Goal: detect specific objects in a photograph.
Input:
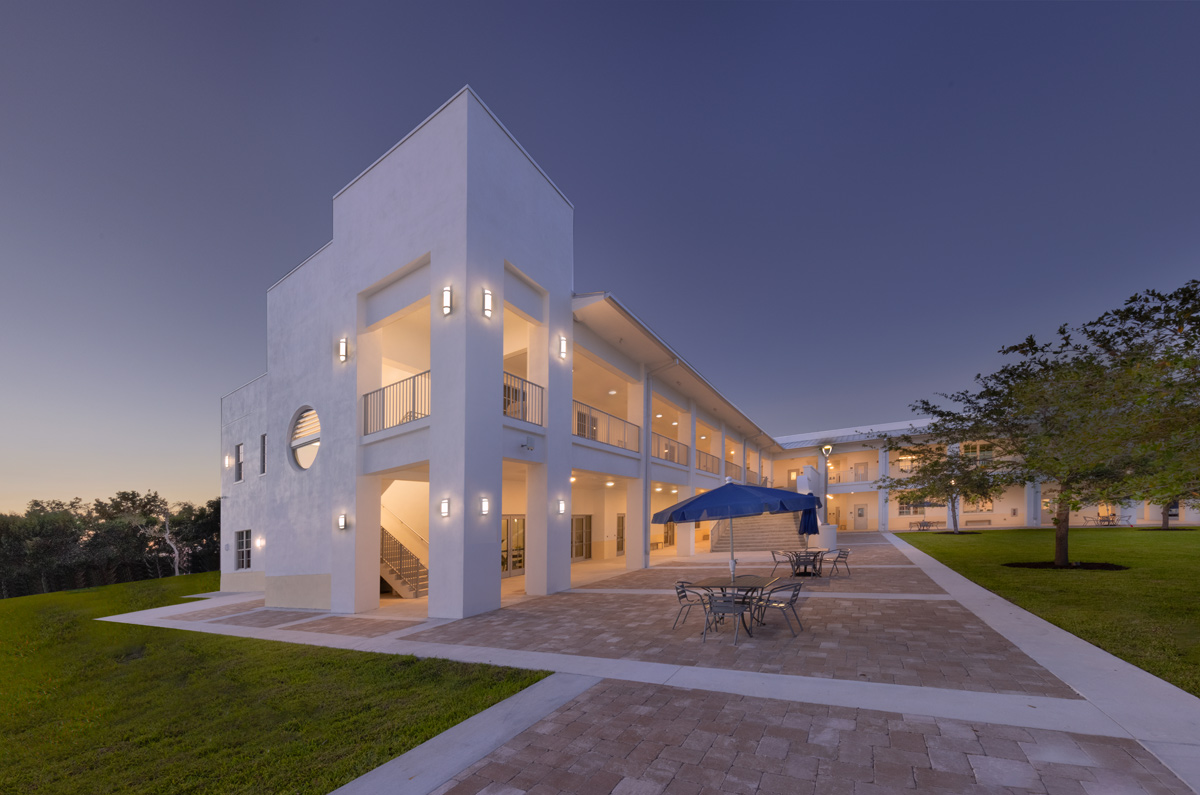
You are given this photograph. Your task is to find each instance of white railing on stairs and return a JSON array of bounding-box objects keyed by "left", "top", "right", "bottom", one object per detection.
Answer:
[{"left": 381, "top": 524, "right": 427, "bottom": 597}]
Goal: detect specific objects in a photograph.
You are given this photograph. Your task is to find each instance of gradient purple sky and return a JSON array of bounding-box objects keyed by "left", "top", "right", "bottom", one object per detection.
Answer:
[{"left": 2, "top": 1, "right": 1198, "bottom": 512}]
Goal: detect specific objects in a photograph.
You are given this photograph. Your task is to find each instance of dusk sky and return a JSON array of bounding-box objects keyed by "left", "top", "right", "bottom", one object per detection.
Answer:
[{"left": 2, "top": 2, "right": 1198, "bottom": 513}]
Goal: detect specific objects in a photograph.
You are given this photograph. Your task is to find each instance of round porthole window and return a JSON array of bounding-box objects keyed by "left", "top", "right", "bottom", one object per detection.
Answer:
[{"left": 290, "top": 408, "right": 321, "bottom": 470}]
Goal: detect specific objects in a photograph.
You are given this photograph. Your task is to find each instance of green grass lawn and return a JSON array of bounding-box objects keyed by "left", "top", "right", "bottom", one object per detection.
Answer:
[
  {"left": 0, "top": 574, "right": 547, "bottom": 794},
  {"left": 898, "top": 527, "right": 1200, "bottom": 698}
]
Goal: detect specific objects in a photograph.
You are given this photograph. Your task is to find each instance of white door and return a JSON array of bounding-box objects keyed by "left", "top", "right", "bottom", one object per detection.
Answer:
[
  {"left": 853, "top": 503, "right": 868, "bottom": 531},
  {"left": 853, "top": 462, "right": 868, "bottom": 482}
]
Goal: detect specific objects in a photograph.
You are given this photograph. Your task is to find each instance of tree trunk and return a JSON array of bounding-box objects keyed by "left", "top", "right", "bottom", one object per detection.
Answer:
[
  {"left": 1162, "top": 503, "right": 1171, "bottom": 530},
  {"left": 949, "top": 496, "right": 960, "bottom": 534},
  {"left": 1054, "top": 502, "right": 1071, "bottom": 567},
  {"left": 41, "top": 570, "right": 48, "bottom": 594}
]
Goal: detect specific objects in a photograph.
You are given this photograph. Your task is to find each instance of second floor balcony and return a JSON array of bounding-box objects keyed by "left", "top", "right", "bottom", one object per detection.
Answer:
[
  {"left": 725, "top": 460, "right": 743, "bottom": 481},
  {"left": 651, "top": 433, "right": 689, "bottom": 466},
  {"left": 573, "top": 400, "right": 640, "bottom": 452},
  {"left": 364, "top": 370, "right": 430, "bottom": 435},
  {"left": 503, "top": 372, "right": 544, "bottom": 425},
  {"left": 696, "top": 450, "right": 720, "bottom": 474}
]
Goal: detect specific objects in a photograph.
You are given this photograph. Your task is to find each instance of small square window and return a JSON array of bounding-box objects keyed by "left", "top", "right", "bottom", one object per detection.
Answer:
[{"left": 235, "top": 530, "right": 251, "bottom": 569}]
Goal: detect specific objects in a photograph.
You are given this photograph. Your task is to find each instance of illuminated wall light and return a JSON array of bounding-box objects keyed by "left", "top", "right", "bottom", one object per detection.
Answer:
[
  {"left": 480, "top": 497, "right": 490, "bottom": 515},
  {"left": 442, "top": 286, "right": 453, "bottom": 316},
  {"left": 224, "top": 455, "right": 231, "bottom": 468},
  {"left": 440, "top": 498, "right": 450, "bottom": 517},
  {"left": 337, "top": 514, "right": 347, "bottom": 531},
  {"left": 255, "top": 535, "right": 266, "bottom": 549},
  {"left": 557, "top": 499, "right": 566, "bottom": 514},
  {"left": 338, "top": 338, "right": 348, "bottom": 362},
  {"left": 482, "top": 288, "right": 493, "bottom": 318},
  {"left": 569, "top": 476, "right": 576, "bottom": 483},
  {"left": 559, "top": 335, "right": 567, "bottom": 358}
]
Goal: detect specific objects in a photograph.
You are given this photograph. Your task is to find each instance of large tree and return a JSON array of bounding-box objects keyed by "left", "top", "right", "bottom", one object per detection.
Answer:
[
  {"left": 876, "top": 441, "right": 1015, "bottom": 534},
  {"left": 1077, "top": 280, "right": 1200, "bottom": 527}
]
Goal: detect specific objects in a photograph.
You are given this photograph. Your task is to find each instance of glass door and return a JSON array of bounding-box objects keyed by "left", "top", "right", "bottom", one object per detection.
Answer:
[
  {"left": 663, "top": 521, "right": 676, "bottom": 547},
  {"left": 616, "top": 514, "right": 625, "bottom": 556},
  {"left": 500, "top": 515, "right": 525, "bottom": 577},
  {"left": 571, "top": 515, "right": 592, "bottom": 562}
]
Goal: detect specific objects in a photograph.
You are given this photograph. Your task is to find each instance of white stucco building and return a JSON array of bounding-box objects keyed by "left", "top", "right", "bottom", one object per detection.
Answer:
[{"left": 220, "top": 87, "right": 1190, "bottom": 619}]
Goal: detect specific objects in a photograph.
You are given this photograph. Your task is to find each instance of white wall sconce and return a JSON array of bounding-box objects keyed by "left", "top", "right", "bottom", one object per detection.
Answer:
[
  {"left": 255, "top": 536, "right": 265, "bottom": 550},
  {"left": 442, "top": 286, "right": 453, "bottom": 316},
  {"left": 224, "top": 455, "right": 231, "bottom": 468},
  {"left": 821, "top": 444, "right": 833, "bottom": 457},
  {"left": 482, "top": 288, "right": 493, "bottom": 318},
  {"left": 338, "top": 338, "right": 348, "bottom": 362},
  {"left": 338, "top": 514, "right": 347, "bottom": 531},
  {"left": 559, "top": 335, "right": 567, "bottom": 359},
  {"left": 440, "top": 498, "right": 451, "bottom": 517},
  {"left": 480, "top": 497, "right": 490, "bottom": 515},
  {"left": 557, "top": 499, "right": 566, "bottom": 515}
]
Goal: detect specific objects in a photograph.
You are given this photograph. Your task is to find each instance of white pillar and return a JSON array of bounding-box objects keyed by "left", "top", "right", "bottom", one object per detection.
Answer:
[
  {"left": 877, "top": 447, "right": 889, "bottom": 533},
  {"left": 675, "top": 485, "right": 696, "bottom": 557},
  {"left": 1025, "top": 481, "right": 1042, "bottom": 528},
  {"left": 818, "top": 446, "right": 831, "bottom": 523}
]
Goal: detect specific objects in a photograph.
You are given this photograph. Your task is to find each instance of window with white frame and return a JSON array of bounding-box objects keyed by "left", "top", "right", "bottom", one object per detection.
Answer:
[
  {"left": 897, "top": 455, "right": 916, "bottom": 474},
  {"left": 897, "top": 501, "right": 926, "bottom": 516},
  {"left": 963, "top": 498, "right": 994, "bottom": 513},
  {"left": 235, "top": 530, "right": 251, "bottom": 569},
  {"left": 962, "top": 443, "right": 994, "bottom": 462},
  {"left": 234, "top": 444, "right": 244, "bottom": 482},
  {"left": 291, "top": 408, "right": 321, "bottom": 470}
]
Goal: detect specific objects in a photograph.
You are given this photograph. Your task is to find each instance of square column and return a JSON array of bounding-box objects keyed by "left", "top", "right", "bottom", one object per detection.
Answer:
[{"left": 877, "top": 448, "right": 889, "bottom": 533}]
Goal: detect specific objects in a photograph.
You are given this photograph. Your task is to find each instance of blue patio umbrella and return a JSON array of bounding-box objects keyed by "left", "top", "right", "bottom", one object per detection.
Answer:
[{"left": 652, "top": 481, "right": 821, "bottom": 580}]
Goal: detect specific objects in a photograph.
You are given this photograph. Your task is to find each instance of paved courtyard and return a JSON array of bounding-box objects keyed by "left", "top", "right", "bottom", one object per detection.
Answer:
[{"left": 103, "top": 532, "right": 1200, "bottom": 795}]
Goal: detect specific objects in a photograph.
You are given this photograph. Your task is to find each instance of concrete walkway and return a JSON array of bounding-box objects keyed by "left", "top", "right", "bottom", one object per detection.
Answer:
[{"left": 102, "top": 533, "right": 1200, "bottom": 795}]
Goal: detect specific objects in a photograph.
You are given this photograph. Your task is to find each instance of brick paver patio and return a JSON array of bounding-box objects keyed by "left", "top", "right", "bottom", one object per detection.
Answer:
[
  {"left": 431, "top": 680, "right": 1189, "bottom": 795},
  {"left": 575, "top": 566, "right": 945, "bottom": 595},
  {"left": 404, "top": 591, "right": 1075, "bottom": 697}
]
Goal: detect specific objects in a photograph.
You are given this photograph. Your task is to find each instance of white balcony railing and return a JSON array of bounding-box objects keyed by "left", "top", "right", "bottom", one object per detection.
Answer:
[
  {"left": 363, "top": 370, "right": 430, "bottom": 435},
  {"left": 573, "top": 400, "right": 640, "bottom": 452}
]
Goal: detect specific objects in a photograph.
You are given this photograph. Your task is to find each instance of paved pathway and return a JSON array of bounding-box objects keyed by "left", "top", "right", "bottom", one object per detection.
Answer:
[{"left": 102, "top": 533, "right": 1200, "bottom": 795}]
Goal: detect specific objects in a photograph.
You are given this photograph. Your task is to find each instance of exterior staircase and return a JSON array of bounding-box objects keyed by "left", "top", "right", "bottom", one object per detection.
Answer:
[
  {"left": 708, "top": 514, "right": 812, "bottom": 553},
  {"left": 380, "top": 524, "right": 428, "bottom": 598}
]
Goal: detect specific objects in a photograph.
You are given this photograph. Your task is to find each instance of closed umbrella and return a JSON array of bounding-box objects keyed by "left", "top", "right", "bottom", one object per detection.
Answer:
[{"left": 652, "top": 480, "right": 821, "bottom": 581}]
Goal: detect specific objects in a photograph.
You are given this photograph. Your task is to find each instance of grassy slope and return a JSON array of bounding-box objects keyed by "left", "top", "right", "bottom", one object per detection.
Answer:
[
  {"left": 899, "top": 527, "right": 1200, "bottom": 698},
  {"left": 0, "top": 574, "right": 547, "bottom": 794}
]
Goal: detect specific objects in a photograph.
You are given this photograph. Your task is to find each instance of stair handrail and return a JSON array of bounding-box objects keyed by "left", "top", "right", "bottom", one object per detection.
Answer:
[
  {"left": 380, "top": 525, "right": 427, "bottom": 597},
  {"left": 382, "top": 504, "right": 427, "bottom": 545}
]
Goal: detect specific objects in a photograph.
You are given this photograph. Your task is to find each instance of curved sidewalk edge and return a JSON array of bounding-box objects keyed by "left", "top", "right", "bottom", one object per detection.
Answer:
[
  {"left": 884, "top": 531, "right": 1200, "bottom": 793},
  {"left": 330, "top": 672, "right": 600, "bottom": 795}
]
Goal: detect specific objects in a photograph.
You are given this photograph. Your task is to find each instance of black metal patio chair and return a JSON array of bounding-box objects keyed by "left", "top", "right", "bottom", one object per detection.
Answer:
[
  {"left": 703, "top": 593, "right": 752, "bottom": 645},
  {"left": 672, "top": 581, "right": 706, "bottom": 630},
  {"left": 755, "top": 582, "right": 805, "bottom": 636},
  {"left": 822, "top": 548, "right": 851, "bottom": 577}
]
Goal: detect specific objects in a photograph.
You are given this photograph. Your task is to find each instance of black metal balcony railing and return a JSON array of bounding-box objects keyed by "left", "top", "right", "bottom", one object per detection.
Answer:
[
  {"left": 696, "top": 450, "right": 720, "bottom": 474},
  {"left": 725, "top": 460, "right": 743, "bottom": 481},
  {"left": 573, "top": 400, "right": 640, "bottom": 452},
  {"left": 363, "top": 370, "right": 430, "bottom": 435},
  {"left": 651, "top": 432, "right": 689, "bottom": 466},
  {"left": 503, "top": 372, "right": 544, "bottom": 426}
]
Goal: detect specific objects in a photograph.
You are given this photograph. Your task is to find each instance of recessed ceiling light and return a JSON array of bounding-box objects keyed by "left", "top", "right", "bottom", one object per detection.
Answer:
[
  {"left": 655, "top": 487, "right": 662, "bottom": 492},
  {"left": 607, "top": 389, "right": 617, "bottom": 395},
  {"left": 671, "top": 489, "right": 678, "bottom": 494},
  {"left": 655, "top": 414, "right": 663, "bottom": 418},
  {"left": 700, "top": 435, "right": 707, "bottom": 440},
  {"left": 671, "top": 421, "right": 678, "bottom": 426},
  {"left": 605, "top": 481, "right": 615, "bottom": 487}
]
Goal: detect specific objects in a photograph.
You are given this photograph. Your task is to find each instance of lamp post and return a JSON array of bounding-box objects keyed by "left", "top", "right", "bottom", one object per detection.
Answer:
[{"left": 821, "top": 444, "right": 833, "bottom": 525}]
